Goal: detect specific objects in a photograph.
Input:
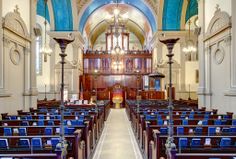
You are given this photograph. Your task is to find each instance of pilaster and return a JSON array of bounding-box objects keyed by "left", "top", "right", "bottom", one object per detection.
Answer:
[
  {"left": 49, "top": 38, "right": 56, "bottom": 95},
  {"left": 0, "top": 0, "right": 4, "bottom": 91},
  {"left": 225, "top": 0, "right": 236, "bottom": 96},
  {"left": 70, "top": 32, "right": 85, "bottom": 95},
  {"left": 0, "top": 0, "right": 8, "bottom": 96},
  {"left": 71, "top": 42, "right": 80, "bottom": 94},
  {"left": 29, "top": 0, "right": 38, "bottom": 96},
  {"left": 197, "top": 0, "right": 207, "bottom": 107},
  {"left": 179, "top": 42, "right": 186, "bottom": 92}
]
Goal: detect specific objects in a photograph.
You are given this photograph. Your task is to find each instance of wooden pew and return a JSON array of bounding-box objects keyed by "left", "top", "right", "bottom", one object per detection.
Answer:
[
  {"left": 174, "top": 153, "right": 236, "bottom": 159},
  {"left": 0, "top": 119, "right": 94, "bottom": 159},
  {"left": 150, "top": 132, "right": 236, "bottom": 159},
  {"left": 0, "top": 131, "right": 84, "bottom": 159}
]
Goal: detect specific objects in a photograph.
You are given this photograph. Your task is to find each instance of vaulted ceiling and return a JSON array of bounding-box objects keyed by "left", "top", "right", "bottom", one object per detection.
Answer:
[{"left": 37, "top": 0, "right": 198, "bottom": 45}]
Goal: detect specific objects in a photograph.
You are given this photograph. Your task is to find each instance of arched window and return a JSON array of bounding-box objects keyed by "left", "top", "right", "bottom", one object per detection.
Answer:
[{"left": 35, "top": 24, "right": 42, "bottom": 75}]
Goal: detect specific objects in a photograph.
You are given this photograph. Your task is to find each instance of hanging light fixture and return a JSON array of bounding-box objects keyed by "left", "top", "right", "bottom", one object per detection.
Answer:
[
  {"left": 182, "top": 0, "right": 197, "bottom": 54},
  {"left": 106, "top": 0, "right": 128, "bottom": 55},
  {"left": 108, "top": 0, "right": 127, "bottom": 71},
  {"left": 40, "top": 0, "right": 52, "bottom": 62}
]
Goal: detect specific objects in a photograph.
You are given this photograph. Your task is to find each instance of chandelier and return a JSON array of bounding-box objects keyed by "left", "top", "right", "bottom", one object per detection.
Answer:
[
  {"left": 40, "top": 0, "right": 52, "bottom": 62},
  {"left": 106, "top": 0, "right": 128, "bottom": 71},
  {"left": 182, "top": 0, "right": 197, "bottom": 54},
  {"left": 106, "top": 0, "right": 128, "bottom": 55}
]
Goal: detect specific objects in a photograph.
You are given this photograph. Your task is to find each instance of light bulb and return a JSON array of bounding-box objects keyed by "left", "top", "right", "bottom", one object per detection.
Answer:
[
  {"left": 113, "top": 8, "right": 120, "bottom": 16},
  {"left": 40, "top": 45, "right": 52, "bottom": 54},
  {"left": 115, "top": 46, "right": 121, "bottom": 54},
  {"left": 111, "top": 49, "right": 115, "bottom": 54}
]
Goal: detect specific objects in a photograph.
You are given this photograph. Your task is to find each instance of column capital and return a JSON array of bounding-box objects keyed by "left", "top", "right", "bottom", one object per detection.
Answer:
[
  {"left": 224, "top": 35, "right": 231, "bottom": 46},
  {"left": 3, "top": 37, "right": 11, "bottom": 48}
]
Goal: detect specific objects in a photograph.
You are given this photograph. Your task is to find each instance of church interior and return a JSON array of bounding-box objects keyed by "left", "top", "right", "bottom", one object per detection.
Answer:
[{"left": 0, "top": 0, "right": 236, "bottom": 159}]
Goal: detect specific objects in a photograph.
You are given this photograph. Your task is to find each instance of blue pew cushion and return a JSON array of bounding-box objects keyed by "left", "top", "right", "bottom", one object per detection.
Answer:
[
  {"left": 19, "top": 139, "right": 30, "bottom": 148},
  {"left": 190, "top": 138, "right": 201, "bottom": 147},
  {"left": 160, "top": 127, "right": 168, "bottom": 135},
  {"left": 19, "top": 128, "right": 27, "bottom": 136},
  {"left": 179, "top": 138, "right": 188, "bottom": 149},
  {"left": 51, "top": 138, "right": 60, "bottom": 148},
  {"left": 4, "top": 128, "right": 12, "bottom": 136},
  {"left": 44, "top": 127, "right": 53, "bottom": 135},
  {"left": 31, "top": 138, "right": 42, "bottom": 149},
  {"left": 0, "top": 139, "right": 8, "bottom": 149},
  {"left": 177, "top": 127, "right": 184, "bottom": 135},
  {"left": 208, "top": 127, "right": 216, "bottom": 136},
  {"left": 220, "top": 138, "right": 231, "bottom": 147}
]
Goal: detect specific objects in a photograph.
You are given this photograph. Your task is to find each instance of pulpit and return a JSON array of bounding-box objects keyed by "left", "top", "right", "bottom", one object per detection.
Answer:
[
  {"left": 112, "top": 95, "right": 123, "bottom": 109},
  {"left": 111, "top": 84, "right": 124, "bottom": 108}
]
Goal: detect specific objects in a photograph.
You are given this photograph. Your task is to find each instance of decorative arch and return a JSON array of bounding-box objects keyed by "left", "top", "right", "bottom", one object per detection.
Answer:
[
  {"left": 185, "top": 0, "right": 198, "bottom": 23},
  {"left": 36, "top": 0, "right": 50, "bottom": 23},
  {"left": 206, "top": 9, "right": 231, "bottom": 37},
  {"left": 3, "top": 11, "right": 30, "bottom": 39}
]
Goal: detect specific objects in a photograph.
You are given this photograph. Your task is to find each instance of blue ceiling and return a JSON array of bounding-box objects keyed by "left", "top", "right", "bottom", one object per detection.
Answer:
[
  {"left": 162, "top": 0, "right": 198, "bottom": 30},
  {"left": 37, "top": 0, "right": 50, "bottom": 23},
  {"left": 186, "top": 0, "right": 198, "bottom": 22},
  {"left": 162, "top": 0, "right": 184, "bottom": 31},
  {"left": 51, "top": 0, "right": 73, "bottom": 31},
  {"left": 36, "top": 0, "right": 198, "bottom": 32},
  {"left": 79, "top": 0, "right": 157, "bottom": 33}
]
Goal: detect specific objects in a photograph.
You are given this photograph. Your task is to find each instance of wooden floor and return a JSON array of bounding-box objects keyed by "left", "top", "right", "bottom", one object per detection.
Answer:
[{"left": 92, "top": 109, "right": 143, "bottom": 159}]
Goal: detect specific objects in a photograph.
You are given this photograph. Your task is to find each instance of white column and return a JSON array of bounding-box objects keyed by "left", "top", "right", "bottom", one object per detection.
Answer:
[
  {"left": 23, "top": 44, "right": 30, "bottom": 95},
  {"left": 197, "top": 0, "right": 206, "bottom": 107},
  {"left": 29, "top": 0, "right": 38, "bottom": 96},
  {"left": 49, "top": 39, "right": 56, "bottom": 97},
  {"left": 179, "top": 41, "right": 186, "bottom": 92},
  {"left": 228, "top": 0, "right": 236, "bottom": 93},
  {"left": 0, "top": 1, "right": 10, "bottom": 97},
  {"left": 27, "top": 0, "right": 38, "bottom": 109},
  {"left": 157, "top": 42, "right": 163, "bottom": 63},
  {"left": 23, "top": 44, "right": 30, "bottom": 111},
  {"left": 0, "top": 0, "right": 4, "bottom": 94},
  {"left": 71, "top": 43, "right": 80, "bottom": 94},
  {"left": 204, "top": 45, "right": 212, "bottom": 109}
]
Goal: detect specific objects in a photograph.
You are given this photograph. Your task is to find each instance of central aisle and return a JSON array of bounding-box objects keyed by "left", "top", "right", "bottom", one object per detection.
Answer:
[{"left": 92, "top": 109, "right": 143, "bottom": 159}]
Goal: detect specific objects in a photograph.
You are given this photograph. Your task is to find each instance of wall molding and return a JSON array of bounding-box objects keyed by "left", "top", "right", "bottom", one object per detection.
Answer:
[{"left": 3, "top": 11, "right": 31, "bottom": 42}]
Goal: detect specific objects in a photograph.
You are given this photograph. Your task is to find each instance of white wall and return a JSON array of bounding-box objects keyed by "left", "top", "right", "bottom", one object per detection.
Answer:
[
  {"left": 210, "top": 43, "right": 230, "bottom": 113},
  {"left": 0, "top": 1, "right": 34, "bottom": 114},
  {"left": 152, "top": 47, "right": 157, "bottom": 71},
  {"left": 199, "top": 0, "right": 235, "bottom": 114},
  {"left": 205, "top": 0, "right": 231, "bottom": 32},
  {"left": 2, "top": 0, "right": 30, "bottom": 31},
  {"left": 185, "top": 61, "right": 199, "bottom": 91}
]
